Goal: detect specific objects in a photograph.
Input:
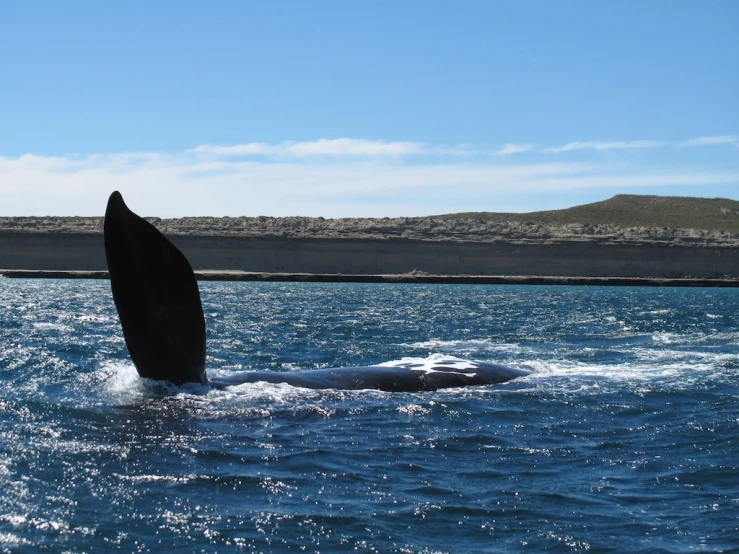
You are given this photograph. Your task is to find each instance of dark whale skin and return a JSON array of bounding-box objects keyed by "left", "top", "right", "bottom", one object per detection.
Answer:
[{"left": 104, "top": 192, "right": 207, "bottom": 385}]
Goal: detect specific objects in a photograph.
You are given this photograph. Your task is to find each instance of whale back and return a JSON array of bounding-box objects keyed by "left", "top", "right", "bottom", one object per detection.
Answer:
[{"left": 104, "top": 191, "right": 207, "bottom": 385}]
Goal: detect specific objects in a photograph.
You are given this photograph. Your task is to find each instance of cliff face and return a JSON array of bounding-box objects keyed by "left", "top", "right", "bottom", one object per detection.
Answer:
[{"left": 1, "top": 233, "right": 737, "bottom": 279}]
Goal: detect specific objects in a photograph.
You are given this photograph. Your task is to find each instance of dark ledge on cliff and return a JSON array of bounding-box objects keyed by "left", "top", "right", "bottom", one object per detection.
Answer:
[{"left": 1, "top": 270, "right": 737, "bottom": 287}]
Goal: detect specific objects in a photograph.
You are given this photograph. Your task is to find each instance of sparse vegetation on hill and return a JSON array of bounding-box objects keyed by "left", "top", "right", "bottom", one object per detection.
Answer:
[
  {"left": 444, "top": 195, "right": 739, "bottom": 232},
  {"left": 1, "top": 195, "right": 738, "bottom": 246}
]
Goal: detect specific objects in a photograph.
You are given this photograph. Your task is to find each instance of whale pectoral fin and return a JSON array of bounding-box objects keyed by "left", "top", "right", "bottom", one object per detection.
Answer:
[{"left": 104, "top": 191, "right": 207, "bottom": 385}]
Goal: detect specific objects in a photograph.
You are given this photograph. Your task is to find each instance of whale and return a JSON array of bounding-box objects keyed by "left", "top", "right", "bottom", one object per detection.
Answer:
[{"left": 103, "top": 191, "right": 527, "bottom": 392}]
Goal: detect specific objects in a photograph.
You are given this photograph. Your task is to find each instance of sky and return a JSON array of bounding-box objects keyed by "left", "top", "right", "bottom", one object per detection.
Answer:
[{"left": 1, "top": 1, "right": 737, "bottom": 217}]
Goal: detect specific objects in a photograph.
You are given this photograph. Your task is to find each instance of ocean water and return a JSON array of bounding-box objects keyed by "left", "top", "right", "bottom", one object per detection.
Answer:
[{"left": 0, "top": 279, "right": 737, "bottom": 553}]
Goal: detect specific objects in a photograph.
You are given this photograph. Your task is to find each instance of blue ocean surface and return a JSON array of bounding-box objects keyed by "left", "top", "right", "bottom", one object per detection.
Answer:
[{"left": 0, "top": 279, "right": 737, "bottom": 553}]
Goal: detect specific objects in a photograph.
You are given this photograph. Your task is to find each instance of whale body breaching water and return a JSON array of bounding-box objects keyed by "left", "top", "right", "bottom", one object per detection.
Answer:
[{"left": 103, "top": 191, "right": 527, "bottom": 392}]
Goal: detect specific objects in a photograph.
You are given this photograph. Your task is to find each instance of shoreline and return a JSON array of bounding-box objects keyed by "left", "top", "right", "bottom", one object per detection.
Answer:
[{"left": 1, "top": 269, "right": 738, "bottom": 287}]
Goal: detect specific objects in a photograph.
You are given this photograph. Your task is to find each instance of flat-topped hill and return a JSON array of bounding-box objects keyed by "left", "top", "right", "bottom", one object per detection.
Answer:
[{"left": 1, "top": 194, "right": 738, "bottom": 245}]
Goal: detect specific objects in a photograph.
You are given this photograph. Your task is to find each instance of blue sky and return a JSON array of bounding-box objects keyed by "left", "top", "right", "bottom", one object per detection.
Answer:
[{"left": 1, "top": 1, "right": 737, "bottom": 217}]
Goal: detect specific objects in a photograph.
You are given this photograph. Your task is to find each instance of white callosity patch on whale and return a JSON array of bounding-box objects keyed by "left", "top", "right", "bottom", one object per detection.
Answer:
[{"left": 378, "top": 354, "right": 480, "bottom": 377}]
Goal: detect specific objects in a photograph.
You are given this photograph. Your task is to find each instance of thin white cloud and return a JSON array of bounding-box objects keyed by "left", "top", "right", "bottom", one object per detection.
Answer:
[
  {"left": 493, "top": 143, "right": 536, "bottom": 156},
  {"left": 543, "top": 140, "right": 666, "bottom": 154},
  {"left": 678, "top": 135, "right": 739, "bottom": 147},
  {"left": 187, "top": 135, "right": 739, "bottom": 162},
  {"left": 191, "top": 138, "right": 426, "bottom": 158},
  {"left": 190, "top": 142, "right": 273, "bottom": 156}
]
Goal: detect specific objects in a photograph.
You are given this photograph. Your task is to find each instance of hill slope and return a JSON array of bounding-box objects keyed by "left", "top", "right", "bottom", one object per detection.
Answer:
[{"left": 445, "top": 195, "right": 739, "bottom": 232}]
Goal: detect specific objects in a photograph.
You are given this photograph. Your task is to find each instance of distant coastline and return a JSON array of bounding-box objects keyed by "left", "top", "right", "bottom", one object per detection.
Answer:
[{"left": 2, "top": 195, "right": 738, "bottom": 283}]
